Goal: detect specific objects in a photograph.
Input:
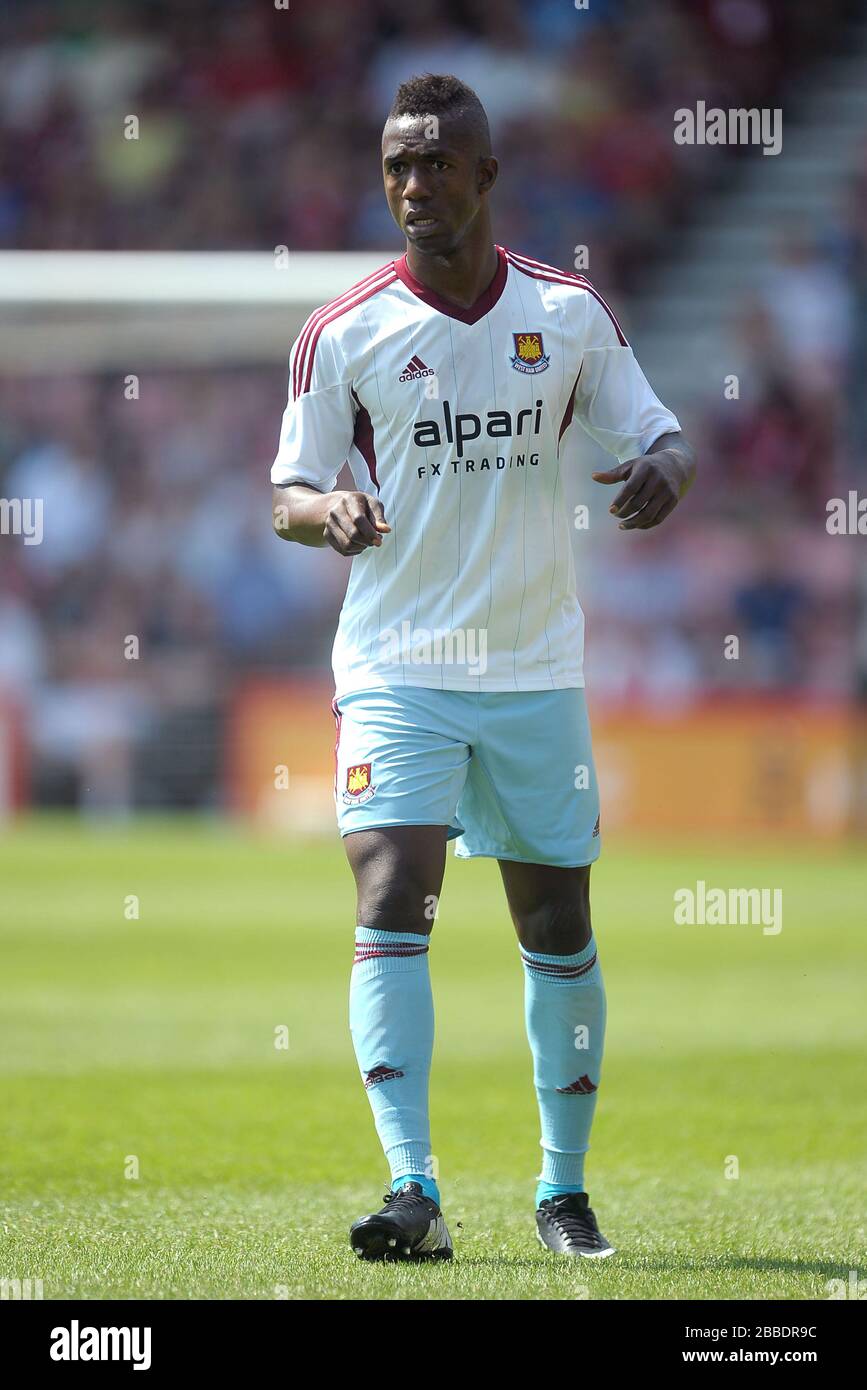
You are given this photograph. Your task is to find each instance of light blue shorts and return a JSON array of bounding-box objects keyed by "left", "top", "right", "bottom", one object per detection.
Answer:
[{"left": 332, "top": 686, "right": 601, "bottom": 868}]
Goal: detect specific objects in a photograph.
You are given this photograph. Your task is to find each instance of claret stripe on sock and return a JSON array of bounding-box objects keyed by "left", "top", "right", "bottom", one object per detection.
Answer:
[
  {"left": 353, "top": 943, "right": 430, "bottom": 963},
  {"left": 520, "top": 950, "right": 597, "bottom": 979}
]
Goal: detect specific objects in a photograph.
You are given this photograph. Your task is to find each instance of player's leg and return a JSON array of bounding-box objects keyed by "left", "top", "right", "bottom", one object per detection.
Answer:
[
  {"left": 499, "top": 858, "right": 613, "bottom": 1257},
  {"left": 332, "top": 686, "right": 471, "bottom": 1260},
  {"left": 452, "top": 686, "right": 612, "bottom": 1254},
  {"left": 344, "top": 824, "right": 452, "bottom": 1260},
  {"left": 499, "top": 860, "right": 605, "bottom": 1193},
  {"left": 345, "top": 823, "right": 446, "bottom": 1199}
]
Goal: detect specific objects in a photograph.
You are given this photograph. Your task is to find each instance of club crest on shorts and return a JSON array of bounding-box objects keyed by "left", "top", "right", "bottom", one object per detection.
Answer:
[
  {"left": 343, "top": 761, "right": 376, "bottom": 805},
  {"left": 510, "top": 331, "right": 549, "bottom": 374}
]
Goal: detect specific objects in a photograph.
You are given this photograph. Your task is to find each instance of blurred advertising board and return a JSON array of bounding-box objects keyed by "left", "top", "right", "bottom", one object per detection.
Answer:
[{"left": 228, "top": 679, "right": 865, "bottom": 840}]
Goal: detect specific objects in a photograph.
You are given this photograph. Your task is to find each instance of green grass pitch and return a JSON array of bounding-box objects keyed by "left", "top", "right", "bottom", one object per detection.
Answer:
[{"left": 1, "top": 817, "right": 864, "bottom": 1301}]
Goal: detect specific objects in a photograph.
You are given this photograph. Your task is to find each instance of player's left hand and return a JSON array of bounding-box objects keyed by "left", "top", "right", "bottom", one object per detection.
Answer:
[{"left": 592, "top": 443, "right": 694, "bottom": 531}]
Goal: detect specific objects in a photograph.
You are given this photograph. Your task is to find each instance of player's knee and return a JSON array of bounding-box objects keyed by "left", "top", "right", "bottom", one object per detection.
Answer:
[
  {"left": 356, "top": 874, "right": 434, "bottom": 933},
  {"left": 515, "top": 896, "right": 591, "bottom": 955},
  {"left": 353, "top": 856, "right": 436, "bottom": 932},
  {"left": 346, "top": 829, "right": 441, "bottom": 933}
]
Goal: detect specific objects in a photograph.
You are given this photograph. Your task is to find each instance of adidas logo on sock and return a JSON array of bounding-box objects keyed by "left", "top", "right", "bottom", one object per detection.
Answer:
[
  {"left": 398, "top": 355, "right": 436, "bottom": 382},
  {"left": 364, "top": 1062, "right": 405, "bottom": 1088},
  {"left": 556, "top": 1075, "right": 598, "bottom": 1095}
]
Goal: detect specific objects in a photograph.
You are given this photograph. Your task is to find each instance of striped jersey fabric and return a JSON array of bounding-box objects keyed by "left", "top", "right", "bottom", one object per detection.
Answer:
[{"left": 271, "top": 244, "right": 680, "bottom": 695}]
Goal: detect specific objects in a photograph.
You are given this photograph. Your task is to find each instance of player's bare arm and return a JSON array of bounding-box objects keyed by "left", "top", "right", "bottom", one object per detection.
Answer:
[
  {"left": 592, "top": 430, "right": 696, "bottom": 531},
  {"left": 272, "top": 483, "right": 390, "bottom": 555}
]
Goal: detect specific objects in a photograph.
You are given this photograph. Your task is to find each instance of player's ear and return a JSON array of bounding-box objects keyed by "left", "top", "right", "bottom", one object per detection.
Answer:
[{"left": 478, "top": 155, "right": 498, "bottom": 196}]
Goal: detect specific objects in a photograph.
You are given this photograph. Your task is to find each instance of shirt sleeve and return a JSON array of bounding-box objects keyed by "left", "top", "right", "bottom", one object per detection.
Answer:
[
  {"left": 271, "top": 317, "right": 357, "bottom": 491},
  {"left": 571, "top": 290, "right": 680, "bottom": 463}
]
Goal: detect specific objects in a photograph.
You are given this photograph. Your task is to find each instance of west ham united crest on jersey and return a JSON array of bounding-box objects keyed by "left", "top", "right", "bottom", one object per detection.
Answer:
[
  {"left": 511, "top": 331, "right": 549, "bottom": 374},
  {"left": 272, "top": 245, "right": 679, "bottom": 697}
]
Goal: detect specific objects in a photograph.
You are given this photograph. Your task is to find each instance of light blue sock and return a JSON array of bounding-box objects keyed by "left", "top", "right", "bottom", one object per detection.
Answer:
[
  {"left": 520, "top": 934, "right": 606, "bottom": 1208},
  {"left": 350, "top": 928, "right": 440, "bottom": 1206}
]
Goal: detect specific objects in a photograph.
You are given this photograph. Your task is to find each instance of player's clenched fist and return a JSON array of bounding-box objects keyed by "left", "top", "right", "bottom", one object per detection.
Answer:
[
  {"left": 323, "top": 491, "right": 391, "bottom": 556},
  {"left": 272, "top": 483, "right": 391, "bottom": 554}
]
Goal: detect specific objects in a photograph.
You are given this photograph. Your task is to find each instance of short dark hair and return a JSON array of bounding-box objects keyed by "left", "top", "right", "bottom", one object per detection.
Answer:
[{"left": 387, "top": 73, "right": 491, "bottom": 155}]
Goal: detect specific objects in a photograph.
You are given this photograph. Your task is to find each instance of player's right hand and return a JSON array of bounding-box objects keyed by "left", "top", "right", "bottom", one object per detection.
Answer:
[{"left": 323, "top": 491, "right": 391, "bottom": 556}]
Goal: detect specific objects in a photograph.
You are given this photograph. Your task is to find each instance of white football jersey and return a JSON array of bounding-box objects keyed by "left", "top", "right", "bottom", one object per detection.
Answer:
[{"left": 272, "top": 244, "right": 680, "bottom": 695}]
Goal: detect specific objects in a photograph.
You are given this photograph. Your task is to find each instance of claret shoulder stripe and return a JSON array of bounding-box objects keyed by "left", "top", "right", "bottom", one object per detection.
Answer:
[
  {"left": 292, "top": 261, "right": 398, "bottom": 399},
  {"left": 503, "top": 246, "right": 628, "bottom": 347}
]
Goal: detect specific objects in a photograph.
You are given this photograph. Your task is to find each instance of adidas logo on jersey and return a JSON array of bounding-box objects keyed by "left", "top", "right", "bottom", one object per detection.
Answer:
[{"left": 399, "top": 355, "right": 436, "bottom": 382}]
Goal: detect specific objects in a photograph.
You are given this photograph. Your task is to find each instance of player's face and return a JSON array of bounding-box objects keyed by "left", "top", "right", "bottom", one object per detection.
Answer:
[{"left": 382, "top": 115, "right": 495, "bottom": 255}]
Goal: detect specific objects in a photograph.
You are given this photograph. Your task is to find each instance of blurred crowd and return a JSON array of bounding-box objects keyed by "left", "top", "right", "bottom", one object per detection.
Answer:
[
  {"left": 586, "top": 201, "right": 866, "bottom": 707},
  {"left": 0, "top": 367, "right": 345, "bottom": 808},
  {"left": 0, "top": 0, "right": 856, "bottom": 286},
  {"left": 0, "top": 0, "right": 864, "bottom": 808}
]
